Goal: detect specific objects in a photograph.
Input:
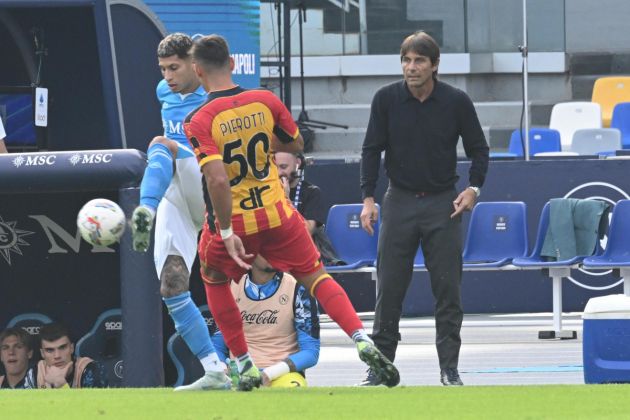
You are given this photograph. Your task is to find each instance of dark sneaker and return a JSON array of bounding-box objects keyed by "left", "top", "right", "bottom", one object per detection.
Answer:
[
  {"left": 356, "top": 340, "right": 400, "bottom": 387},
  {"left": 237, "top": 360, "right": 262, "bottom": 391},
  {"left": 356, "top": 369, "right": 386, "bottom": 386},
  {"left": 440, "top": 368, "right": 463, "bottom": 386}
]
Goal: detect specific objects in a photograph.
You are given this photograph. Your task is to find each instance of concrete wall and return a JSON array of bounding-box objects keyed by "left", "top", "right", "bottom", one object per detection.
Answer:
[{"left": 565, "top": 0, "right": 630, "bottom": 53}]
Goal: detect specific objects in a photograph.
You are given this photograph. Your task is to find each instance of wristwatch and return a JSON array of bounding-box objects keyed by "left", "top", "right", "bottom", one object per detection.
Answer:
[{"left": 467, "top": 186, "right": 481, "bottom": 198}]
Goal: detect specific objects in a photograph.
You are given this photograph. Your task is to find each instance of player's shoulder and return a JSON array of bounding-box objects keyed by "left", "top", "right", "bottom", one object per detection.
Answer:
[{"left": 156, "top": 79, "right": 170, "bottom": 100}]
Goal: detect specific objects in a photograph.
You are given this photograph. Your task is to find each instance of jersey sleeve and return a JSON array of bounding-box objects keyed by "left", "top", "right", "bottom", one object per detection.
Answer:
[
  {"left": 288, "top": 284, "right": 320, "bottom": 371},
  {"left": 185, "top": 111, "right": 222, "bottom": 168},
  {"left": 267, "top": 92, "right": 300, "bottom": 144}
]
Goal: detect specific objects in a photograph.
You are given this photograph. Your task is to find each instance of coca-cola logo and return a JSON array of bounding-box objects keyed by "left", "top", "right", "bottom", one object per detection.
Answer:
[{"left": 241, "top": 309, "right": 279, "bottom": 325}]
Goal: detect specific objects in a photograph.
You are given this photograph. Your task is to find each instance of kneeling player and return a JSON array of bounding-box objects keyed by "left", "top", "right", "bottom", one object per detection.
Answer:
[{"left": 212, "top": 257, "right": 319, "bottom": 387}]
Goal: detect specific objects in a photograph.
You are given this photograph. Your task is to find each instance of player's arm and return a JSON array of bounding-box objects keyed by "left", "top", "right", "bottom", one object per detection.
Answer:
[
  {"left": 201, "top": 160, "right": 252, "bottom": 269},
  {"left": 201, "top": 160, "right": 232, "bottom": 231},
  {"left": 271, "top": 132, "right": 304, "bottom": 154},
  {"left": 262, "top": 285, "right": 319, "bottom": 384},
  {"left": 269, "top": 92, "right": 304, "bottom": 154}
]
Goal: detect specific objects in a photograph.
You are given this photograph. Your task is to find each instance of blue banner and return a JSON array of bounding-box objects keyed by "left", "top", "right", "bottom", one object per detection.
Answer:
[{"left": 145, "top": 0, "right": 260, "bottom": 88}]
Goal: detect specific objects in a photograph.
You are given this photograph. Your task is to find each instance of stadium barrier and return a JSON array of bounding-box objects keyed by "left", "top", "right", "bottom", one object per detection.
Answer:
[{"left": 0, "top": 149, "right": 165, "bottom": 387}]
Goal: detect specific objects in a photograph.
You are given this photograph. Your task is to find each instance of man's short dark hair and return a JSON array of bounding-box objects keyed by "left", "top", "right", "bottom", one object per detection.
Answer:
[
  {"left": 157, "top": 33, "right": 194, "bottom": 59},
  {"left": 38, "top": 322, "right": 71, "bottom": 344},
  {"left": 192, "top": 34, "right": 231, "bottom": 71},
  {"left": 0, "top": 327, "right": 32, "bottom": 351},
  {"left": 400, "top": 31, "right": 440, "bottom": 80}
]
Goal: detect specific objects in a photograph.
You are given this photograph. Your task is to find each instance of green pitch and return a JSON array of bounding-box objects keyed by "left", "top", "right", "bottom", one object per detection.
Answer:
[{"left": 2, "top": 386, "right": 628, "bottom": 419}]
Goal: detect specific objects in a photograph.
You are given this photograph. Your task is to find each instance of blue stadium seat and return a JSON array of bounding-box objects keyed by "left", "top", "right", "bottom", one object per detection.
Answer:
[
  {"left": 513, "top": 200, "right": 608, "bottom": 339},
  {"left": 324, "top": 204, "right": 379, "bottom": 271},
  {"left": 75, "top": 309, "right": 123, "bottom": 387},
  {"left": 6, "top": 312, "right": 53, "bottom": 333},
  {"left": 463, "top": 202, "right": 529, "bottom": 269},
  {"left": 413, "top": 246, "right": 426, "bottom": 270},
  {"left": 583, "top": 200, "right": 630, "bottom": 295},
  {"left": 610, "top": 102, "right": 630, "bottom": 149},
  {"left": 167, "top": 305, "right": 215, "bottom": 387}
]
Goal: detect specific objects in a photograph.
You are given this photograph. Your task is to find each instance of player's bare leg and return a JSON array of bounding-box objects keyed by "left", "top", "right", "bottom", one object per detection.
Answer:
[
  {"left": 158, "top": 256, "right": 230, "bottom": 391},
  {"left": 296, "top": 266, "right": 400, "bottom": 387}
]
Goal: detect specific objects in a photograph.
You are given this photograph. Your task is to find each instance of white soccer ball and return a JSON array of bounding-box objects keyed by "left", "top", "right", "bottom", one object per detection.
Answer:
[{"left": 77, "top": 198, "right": 126, "bottom": 246}]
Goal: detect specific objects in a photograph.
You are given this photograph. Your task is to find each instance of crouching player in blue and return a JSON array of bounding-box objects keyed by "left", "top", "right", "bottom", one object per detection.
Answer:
[
  {"left": 131, "top": 33, "right": 229, "bottom": 390},
  {"left": 212, "top": 257, "right": 320, "bottom": 387}
]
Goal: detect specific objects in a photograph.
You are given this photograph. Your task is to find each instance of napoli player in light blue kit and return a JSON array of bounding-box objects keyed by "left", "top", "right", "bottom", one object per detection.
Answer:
[{"left": 131, "top": 33, "right": 230, "bottom": 391}]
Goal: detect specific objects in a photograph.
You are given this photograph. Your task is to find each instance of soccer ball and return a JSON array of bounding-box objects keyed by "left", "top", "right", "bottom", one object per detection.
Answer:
[{"left": 77, "top": 198, "right": 126, "bottom": 246}]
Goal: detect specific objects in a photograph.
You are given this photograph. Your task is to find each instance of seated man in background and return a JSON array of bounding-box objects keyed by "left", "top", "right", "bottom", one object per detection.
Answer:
[
  {"left": 212, "top": 257, "right": 320, "bottom": 387},
  {"left": 37, "top": 322, "right": 108, "bottom": 388},
  {"left": 0, "top": 327, "right": 36, "bottom": 389},
  {"left": 275, "top": 151, "right": 343, "bottom": 266}
]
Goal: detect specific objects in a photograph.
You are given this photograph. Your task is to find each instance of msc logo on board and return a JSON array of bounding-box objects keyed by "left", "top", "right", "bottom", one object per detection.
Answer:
[
  {"left": 12, "top": 155, "right": 56, "bottom": 168},
  {"left": 68, "top": 153, "right": 113, "bottom": 166}
]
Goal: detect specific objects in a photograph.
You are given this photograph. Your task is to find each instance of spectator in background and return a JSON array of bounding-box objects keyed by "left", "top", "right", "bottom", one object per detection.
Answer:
[
  {"left": 212, "top": 257, "right": 320, "bottom": 387},
  {"left": 275, "top": 151, "right": 344, "bottom": 266},
  {"left": 0, "top": 327, "right": 36, "bottom": 389},
  {"left": 359, "top": 31, "right": 489, "bottom": 386},
  {"left": 0, "top": 117, "right": 7, "bottom": 153},
  {"left": 37, "top": 322, "right": 108, "bottom": 388}
]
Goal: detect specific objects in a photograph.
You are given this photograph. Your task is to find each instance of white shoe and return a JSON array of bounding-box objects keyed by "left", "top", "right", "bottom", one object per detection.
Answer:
[
  {"left": 173, "top": 371, "right": 231, "bottom": 392},
  {"left": 131, "top": 206, "right": 154, "bottom": 252}
]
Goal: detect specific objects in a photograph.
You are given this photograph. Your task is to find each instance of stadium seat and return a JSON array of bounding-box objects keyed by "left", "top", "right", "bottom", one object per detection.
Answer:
[
  {"left": 6, "top": 312, "right": 53, "bottom": 333},
  {"left": 570, "top": 128, "right": 622, "bottom": 155},
  {"left": 167, "top": 305, "right": 215, "bottom": 387},
  {"left": 413, "top": 246, "right": 426, "bottom": 270},
  {"left": 582, "top": 200, "right": 630, "bottom": 296},
  {"left": 75, "top": 309, "right": 123, "bottom": 387},
  {"left": 591, "top": 76, "right": 630, "bottom": 127},
  {"left": 512, "top": 200, "right": 609, "bottom": 339},
  {"left": 324, "top": 204, "right": 379, "bottom": 272},
  {"left": 549, "top": 102, "right": 602, "bottom": 150},
  {"left": 610, "top": 102, "right": 630, "bottom": 149},
  {"left": 505, "top": 128, "right": 562, "bottom": 157},
  {"left": 463, "top": 202, "right": 529, "bottom": 269}
]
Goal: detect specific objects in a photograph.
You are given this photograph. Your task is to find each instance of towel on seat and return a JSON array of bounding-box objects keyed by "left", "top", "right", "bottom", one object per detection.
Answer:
[{"left": 541, "top": 198, "right": 610, "bottom": 261}]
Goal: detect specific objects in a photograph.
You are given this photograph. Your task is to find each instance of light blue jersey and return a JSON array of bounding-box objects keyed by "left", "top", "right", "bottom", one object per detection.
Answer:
[{"left": 156, "top": 79, "right": 207, "bottom": 150}]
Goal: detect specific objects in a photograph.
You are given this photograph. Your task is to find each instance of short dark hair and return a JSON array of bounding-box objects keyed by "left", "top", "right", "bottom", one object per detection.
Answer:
[
  {"left": 0, "top": 327, "right": 32, "bottom": 351},
  {"left": 400, "top": 31, "right": 440, "bottom": 80},
  {"left": 38, "top": 322, "right": 71, "bottom": 344},
  {"left": 157, "top": 33, "right": 194, "bottom": 59},
  {"left": 192, "top": 34, "right": 231, "bottom": 71}
]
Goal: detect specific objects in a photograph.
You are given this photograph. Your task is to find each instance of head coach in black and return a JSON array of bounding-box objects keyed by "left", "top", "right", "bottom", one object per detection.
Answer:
[{"left": 359, "top": 31, "right": 489, "bottom": 386}]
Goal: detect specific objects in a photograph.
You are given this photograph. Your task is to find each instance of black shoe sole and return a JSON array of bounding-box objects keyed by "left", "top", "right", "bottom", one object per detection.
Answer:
[{"left": 359, "top": 346, "right": 400, "bottom": 388}]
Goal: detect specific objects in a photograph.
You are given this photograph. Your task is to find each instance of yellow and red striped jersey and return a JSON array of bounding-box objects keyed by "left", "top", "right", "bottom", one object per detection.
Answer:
[{"left": 185, "top": 86, "right": 300, "bottom": 235}]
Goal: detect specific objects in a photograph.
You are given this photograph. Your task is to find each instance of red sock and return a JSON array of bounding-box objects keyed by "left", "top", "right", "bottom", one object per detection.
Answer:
[
  {"left": 204, "top": 282, "right": 248, "bottom": 357},
  {"left": 313, "top": 278, "right": 363, "bottom": 337}
]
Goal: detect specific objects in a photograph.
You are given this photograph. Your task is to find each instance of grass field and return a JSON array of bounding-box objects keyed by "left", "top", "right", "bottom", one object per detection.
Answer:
[{"left": 1, "top": 385, "right": 629, "bottom": 419}]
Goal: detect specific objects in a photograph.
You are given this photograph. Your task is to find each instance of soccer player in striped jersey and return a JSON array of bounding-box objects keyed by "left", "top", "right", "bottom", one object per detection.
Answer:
[
  {"left": 130, "top": 33, "right": 229, "bottom": 391},
  {"left": 185, "top": 34, "right": 400, "bottom": 391}
]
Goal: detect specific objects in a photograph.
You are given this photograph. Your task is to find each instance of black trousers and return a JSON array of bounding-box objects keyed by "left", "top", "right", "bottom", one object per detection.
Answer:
[{"left": 372, "top": 184, "right": 463, "bottom": 369}]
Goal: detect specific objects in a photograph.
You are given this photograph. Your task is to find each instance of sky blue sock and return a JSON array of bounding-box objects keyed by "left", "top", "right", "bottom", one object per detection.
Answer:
[
  {"left": 164, "top": 292, "right": 215, "bottom": 360},
  {"left": 140, "top": 143, "right": 173, "bottom": 210}
]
